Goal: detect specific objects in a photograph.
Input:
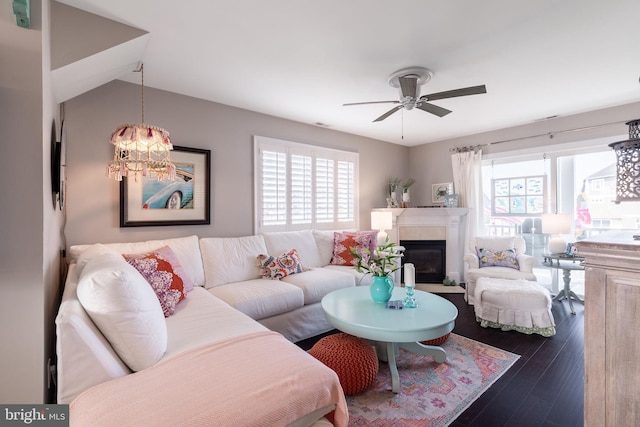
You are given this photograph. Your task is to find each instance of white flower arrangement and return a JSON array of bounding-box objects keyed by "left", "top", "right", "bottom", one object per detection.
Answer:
[{"left": 350, "top": 238, "right": 403, "bottom": 277}]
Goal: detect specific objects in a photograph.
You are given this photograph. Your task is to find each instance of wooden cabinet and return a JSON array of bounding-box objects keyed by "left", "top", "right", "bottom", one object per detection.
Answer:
[{"left": 574, "top": 232, "right": 640, "bottom": 427}]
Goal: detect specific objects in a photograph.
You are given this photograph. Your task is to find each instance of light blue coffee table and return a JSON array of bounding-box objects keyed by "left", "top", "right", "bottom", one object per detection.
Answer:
[{"left": 321, "top": 286, "right": 458, "bottom": 393}]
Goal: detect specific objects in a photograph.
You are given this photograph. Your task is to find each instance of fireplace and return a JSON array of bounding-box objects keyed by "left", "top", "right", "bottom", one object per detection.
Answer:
[{"left": 401, "top": 240, "right": 446, "bottom": 283}]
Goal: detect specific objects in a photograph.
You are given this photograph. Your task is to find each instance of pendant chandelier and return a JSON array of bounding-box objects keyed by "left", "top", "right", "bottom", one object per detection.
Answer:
[
  {"left": 609, "top": 119, "right": 640, "bottom": 203},
  {"left": 108, "top": 64, "right": 176, "bottom": 181}
]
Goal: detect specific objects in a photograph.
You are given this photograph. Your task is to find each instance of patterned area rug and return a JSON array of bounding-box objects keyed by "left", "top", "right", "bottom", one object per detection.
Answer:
[{"left": 346, "top": 334, "right": 519, "bottom": 427}]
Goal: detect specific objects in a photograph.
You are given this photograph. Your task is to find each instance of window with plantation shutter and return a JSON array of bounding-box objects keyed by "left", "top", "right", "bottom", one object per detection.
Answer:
[{"left": 254, "top": 136, "right": 359, "bottom": 233}]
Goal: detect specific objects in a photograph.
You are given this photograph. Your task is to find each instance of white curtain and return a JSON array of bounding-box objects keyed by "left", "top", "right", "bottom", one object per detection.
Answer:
[{"left": 451, "top": 150, "right": 484, "bottom": 251}]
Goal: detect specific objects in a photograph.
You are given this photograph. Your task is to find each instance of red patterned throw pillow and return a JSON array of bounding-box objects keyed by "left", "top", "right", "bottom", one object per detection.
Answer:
[
  {"left": 123, "top": 246, "right": 187, "bottom": 317},
  {"left": 257, "top": 248, "right": 303, "bottom": 280},
  {"left": 330, "top": 231, "right": 377, "bottom": 266}
]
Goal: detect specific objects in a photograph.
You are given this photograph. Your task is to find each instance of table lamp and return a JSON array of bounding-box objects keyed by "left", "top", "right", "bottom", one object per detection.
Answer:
[
  {"left": 371, "top": 211, "right": 393, "bottom": 246},
  {"left": 542, "top": 213, "right": 571, "bottom": 254}
]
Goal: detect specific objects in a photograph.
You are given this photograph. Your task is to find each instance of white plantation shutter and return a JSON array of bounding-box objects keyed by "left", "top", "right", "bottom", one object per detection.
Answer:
[
  {"left": 254, "top": 136, "right": 358, "bottom": 233},
  {"left": 337, "top": 160, "right": 355, "bottom": 222},
  {"left": 315, "top": 158, "right": 334, "bottom": 223},
  {"left": 291, "top": 154, "right": 312, "bottom": 225},
  {"left": 260, "top": 150, "right": 287, "bottom": 227}
]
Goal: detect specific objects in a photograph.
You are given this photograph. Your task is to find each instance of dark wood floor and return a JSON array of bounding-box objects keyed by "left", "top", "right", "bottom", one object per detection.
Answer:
[{"left": 297, "top": 292, "right": 584, "bottom": 427}]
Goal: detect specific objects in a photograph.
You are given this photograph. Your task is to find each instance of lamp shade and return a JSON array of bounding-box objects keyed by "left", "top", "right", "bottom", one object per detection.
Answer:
[
  {"left": 371, "top": 211, "right": 392, "bottom": 231},
  {"left": 542, "top": 213, "right": 571, "bottom": 254},
  {"left": 541, "top": 214, "right": 571, "bottom": 235}
]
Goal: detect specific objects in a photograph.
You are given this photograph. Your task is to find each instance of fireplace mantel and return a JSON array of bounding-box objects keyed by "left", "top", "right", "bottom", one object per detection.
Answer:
[{"left": 373, "top": 208, "right": 469, "bottom": 283}]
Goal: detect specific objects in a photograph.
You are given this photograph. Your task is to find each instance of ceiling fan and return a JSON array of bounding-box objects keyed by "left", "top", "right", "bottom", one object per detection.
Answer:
[{"left": 343, "top": 67, "right": 487, "bottom": 122}]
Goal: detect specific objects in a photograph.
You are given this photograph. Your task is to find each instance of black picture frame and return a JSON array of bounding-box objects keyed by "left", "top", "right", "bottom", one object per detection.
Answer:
[
  {"left": 50, "top": 120, "right": 66, "bottom": 210},
  {"left": 120, "top": 145, "right": 211, "bottom": 227}
]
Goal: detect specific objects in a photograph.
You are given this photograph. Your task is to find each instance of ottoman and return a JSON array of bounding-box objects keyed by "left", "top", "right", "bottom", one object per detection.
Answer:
[
  {"left": 309, "top": 333, "right": 378, "bottom": 395},
  {"left": 474, "top": 277, "right": 556, "bottom": 337}
]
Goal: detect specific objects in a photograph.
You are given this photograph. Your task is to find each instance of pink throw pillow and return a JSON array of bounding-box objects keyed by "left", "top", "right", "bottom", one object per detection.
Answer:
[
  {"left": 123, "top": 246, "right": 187, "bottom": 317},
  {"left": 330, "top": 231, "right": 377, "bottom": 266}
]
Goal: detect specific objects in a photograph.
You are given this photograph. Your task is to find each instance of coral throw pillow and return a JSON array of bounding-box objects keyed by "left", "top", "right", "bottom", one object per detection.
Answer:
[
  {"left": 330, "top": 231, "right": 377, "bottom": 266},
  {"left": 476, "top": 247, "right": 519, "bottom": 270},
  {"left": 123, "top": 246, "right": 187, "bottom": 317},
  {"left": 257, "top": 248, "right": 303, "bottom": 280}
]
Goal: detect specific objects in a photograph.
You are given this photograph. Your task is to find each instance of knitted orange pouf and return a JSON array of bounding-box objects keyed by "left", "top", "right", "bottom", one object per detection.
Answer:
[
  {"left": 309, "top": 333, "right": 378, "bottom": 395},
  {"left": 420, "top": 332, "right": 451, "bottom": 346}
]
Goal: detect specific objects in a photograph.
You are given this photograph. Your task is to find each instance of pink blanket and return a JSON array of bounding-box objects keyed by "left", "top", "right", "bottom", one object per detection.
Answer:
[{"left": 70, "top": 331, "right": 348, "bottom": 426}]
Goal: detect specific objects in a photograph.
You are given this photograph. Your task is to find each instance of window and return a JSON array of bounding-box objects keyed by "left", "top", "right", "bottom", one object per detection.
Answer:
[{"left": 254, "top": 136, "right": 358, "bottom": 233}]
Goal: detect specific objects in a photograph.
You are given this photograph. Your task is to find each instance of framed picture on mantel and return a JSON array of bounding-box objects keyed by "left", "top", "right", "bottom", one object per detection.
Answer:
[
  {"left": 444, "top": 194, "right": 459, "bottom": 208},
  {"left": 432, "top": 182, "right": 453, "bottom": 204}
]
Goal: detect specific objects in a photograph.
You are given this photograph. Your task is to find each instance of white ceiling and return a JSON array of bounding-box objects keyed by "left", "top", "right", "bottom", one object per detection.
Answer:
[{"left": 57, "top": 0, "right": 640, "bottom": 146}]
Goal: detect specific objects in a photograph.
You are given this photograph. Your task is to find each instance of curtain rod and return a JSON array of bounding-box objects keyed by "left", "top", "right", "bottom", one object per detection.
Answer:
[{"left": 450, "top": 119, "right": 630, "bottom": 153}]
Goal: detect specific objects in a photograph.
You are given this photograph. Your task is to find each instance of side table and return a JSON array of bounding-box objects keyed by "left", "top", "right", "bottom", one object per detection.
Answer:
[{"left": 543, "top": 253, "right": 585, "bottom": 314}]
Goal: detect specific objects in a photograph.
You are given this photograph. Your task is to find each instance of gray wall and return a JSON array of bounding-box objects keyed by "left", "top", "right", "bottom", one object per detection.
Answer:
[
  {"left": 0, "top": 0, "right": 63, "bottom": 403},
  {"left": 64, "top": 80, "right": 409, "bottom": 246}
]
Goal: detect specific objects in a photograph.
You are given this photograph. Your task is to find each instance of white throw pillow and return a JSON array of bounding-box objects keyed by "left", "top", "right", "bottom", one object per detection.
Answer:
[
  {"left": 77, "top": 253, "right": 167, "bottom": 372},
  {"left": 200, "top": 235, "right": 268, "bottom": 288},
  {"left": 263, "top": 230, "right": 323, "bottom": 267}
]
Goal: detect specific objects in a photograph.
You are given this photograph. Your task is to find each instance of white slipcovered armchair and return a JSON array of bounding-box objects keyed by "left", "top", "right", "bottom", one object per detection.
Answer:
[{"left": 464, "top": 236, "right": 537, "bottom": 305}]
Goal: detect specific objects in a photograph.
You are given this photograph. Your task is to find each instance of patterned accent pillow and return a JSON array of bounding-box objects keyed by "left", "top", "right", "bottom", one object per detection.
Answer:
[
  {"left": 476, "top": 247, "right": 519, "bottom": 270},
  {"left": 257, "top": 248, "right": 304, "bottom": 280},
  {"left": 330, "top": 231, "right": 377, "bottom": 266},
  {"left": 123, "top": 246, "right": 187, "bottom": 317}
]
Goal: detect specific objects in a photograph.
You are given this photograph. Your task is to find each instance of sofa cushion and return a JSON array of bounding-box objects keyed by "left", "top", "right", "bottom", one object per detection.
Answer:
[
  {"left": 257, "top": 248, "right": 304, "bottom": 280},
  {"left": 263, "top": 230, "right": 324, "bottom": 267},
  {"left": 123, "top": 246, "right": 188, "bottom": 317},
  {"left": 207, "top": 279, "right": 304, "bottom": 320},
  {"left": 330, "top": 231, "right": 377, "bottom": 266},
  {"left": 56, "top": 264, "right": 132, "bottom": 404},
  {"left": 200, "top": 235, "right": 268, "bottom": 288},
  {"left": 164, "top": 287, "right": 269, "bottom": 359},
  {"left": 76, "top": 253, "right": 167, "bottom": 372},
  {"left": 70, "top": 235, "right": 203, "bottom": 291},
  {"left": 312, "top": 230, "right": 336, "bottom": 266},
  {"left": 282, "top": 269, "right": 355, "bottom": 304}
]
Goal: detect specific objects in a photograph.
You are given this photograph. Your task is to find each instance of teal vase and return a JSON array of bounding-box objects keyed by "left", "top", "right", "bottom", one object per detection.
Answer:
[{"left": 370, "top": 275, "right": 394, "bottom": 303}]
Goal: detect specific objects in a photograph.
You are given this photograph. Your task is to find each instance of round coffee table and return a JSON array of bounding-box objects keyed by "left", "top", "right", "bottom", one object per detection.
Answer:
[{"left": 321, "top": 286, "right": 458, "bottom": 393}]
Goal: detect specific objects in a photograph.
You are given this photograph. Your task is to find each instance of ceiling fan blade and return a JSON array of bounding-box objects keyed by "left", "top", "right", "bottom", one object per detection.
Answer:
[
  {"left": 398, "top": 76, "right": 418, "bottom": 98},
  {"left": 373, "top": 105, "right": 403, "bottom": 122},
  {"left": 343, "top": 100, "right": 399, "bottom": 106},
  {"left": 416, "top": 102, "right": 452, "bottom": 117},
  {"left": 421, "top": 85, "right": 487, "bottom": 101}
]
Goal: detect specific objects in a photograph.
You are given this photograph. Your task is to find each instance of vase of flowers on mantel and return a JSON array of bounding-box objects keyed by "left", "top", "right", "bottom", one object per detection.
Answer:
[
  {"left": 387, "top": 177, "right": 401, "bottom": 208},
  {"left": 350, "top": 239, "right": 403, "bottom": 303},
  {"left": 401, "top": 178, "right": 415, "bottom": 208}
]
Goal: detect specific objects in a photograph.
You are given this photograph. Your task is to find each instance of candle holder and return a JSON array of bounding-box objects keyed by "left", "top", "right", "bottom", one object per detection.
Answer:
[
  {"left": 403, "top": 262, "right": 417, "bottom": 308},
  {"left": 402, "top": 283, "right": 417, "bottom": 308}
]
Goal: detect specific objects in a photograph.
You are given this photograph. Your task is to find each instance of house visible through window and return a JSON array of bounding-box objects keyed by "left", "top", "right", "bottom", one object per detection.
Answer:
[{"left": 254, "top": 136, "right": 358, "bottom": 233}]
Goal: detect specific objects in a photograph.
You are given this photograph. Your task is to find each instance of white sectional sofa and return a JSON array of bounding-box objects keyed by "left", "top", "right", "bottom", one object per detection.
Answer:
[{"left": 56, "top": 230, "right": 374, "bottom": 426}]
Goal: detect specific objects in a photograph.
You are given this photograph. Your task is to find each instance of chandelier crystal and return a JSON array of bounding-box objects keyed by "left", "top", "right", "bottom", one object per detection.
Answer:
[{"left": 107, "top": 64, "right": 175, "bottom": 181}]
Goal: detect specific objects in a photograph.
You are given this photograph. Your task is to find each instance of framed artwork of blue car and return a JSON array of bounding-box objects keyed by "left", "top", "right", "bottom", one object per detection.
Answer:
[{"left": 120, "top": 146, "right": 211, "bottom": 227}]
